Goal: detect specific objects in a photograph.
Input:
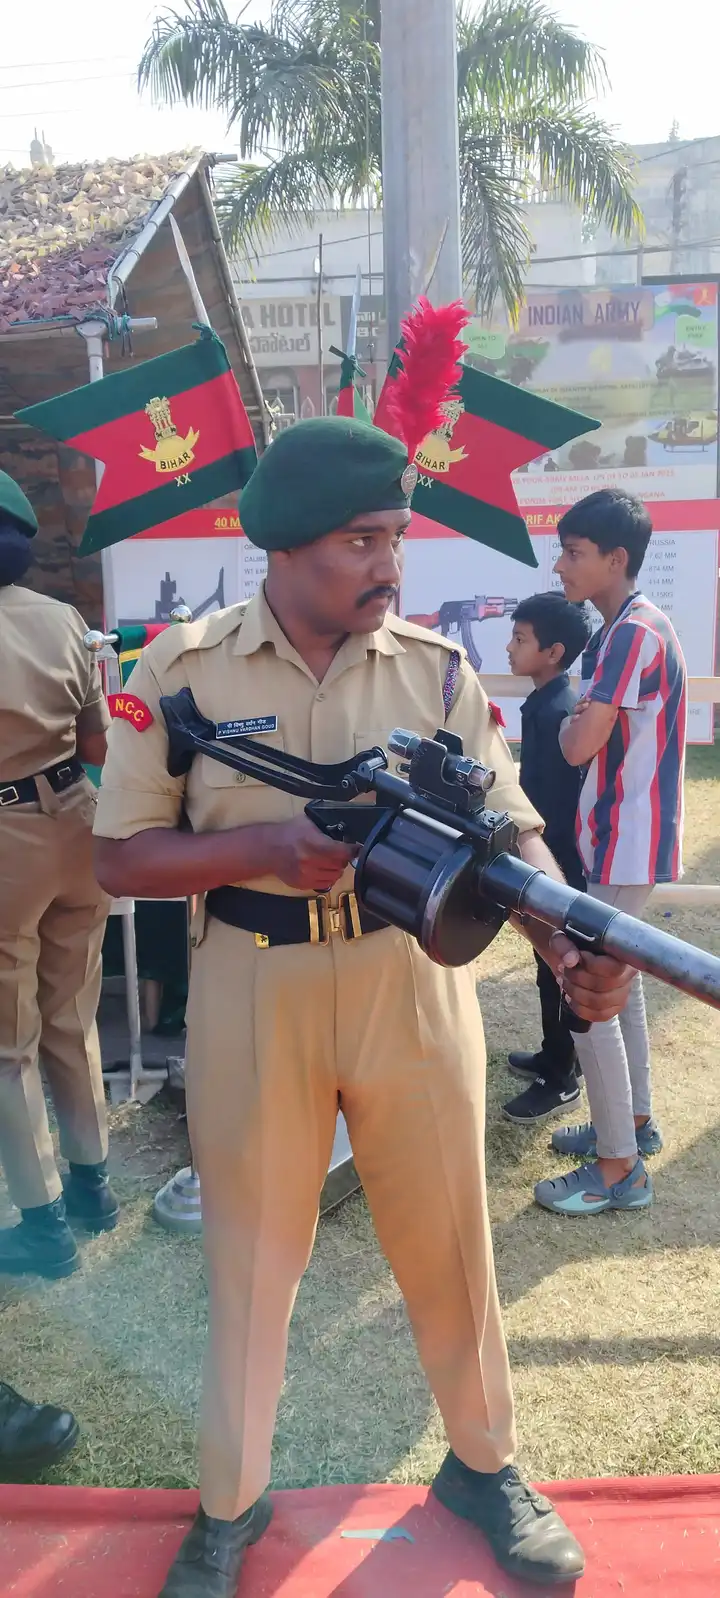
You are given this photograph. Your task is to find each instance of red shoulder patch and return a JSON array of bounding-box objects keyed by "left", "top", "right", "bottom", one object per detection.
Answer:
[
  {"left": 488, "top": 699, "right": 506, "bottom": 728},
  {"left": 108, "top": 692, "right": 153, "bottom": 731}
]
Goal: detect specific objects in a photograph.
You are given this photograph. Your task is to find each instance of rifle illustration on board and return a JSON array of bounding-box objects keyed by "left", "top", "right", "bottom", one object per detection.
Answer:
[{"left": 407, "top": 595, "right": 518, "bottom": 671}]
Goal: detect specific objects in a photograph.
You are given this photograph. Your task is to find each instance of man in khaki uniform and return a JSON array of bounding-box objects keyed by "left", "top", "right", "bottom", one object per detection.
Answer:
[
  {"left": 94, "top": 418, "right": 634, "bottom": 1595},
  {"left": 0, "top": 471, "right": 118, "bottom": 1280}
]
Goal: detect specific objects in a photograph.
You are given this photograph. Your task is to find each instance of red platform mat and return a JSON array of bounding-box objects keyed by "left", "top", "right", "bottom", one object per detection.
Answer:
[{"left": 1, "top": 1478, "right": 719, "bottom": 1597}]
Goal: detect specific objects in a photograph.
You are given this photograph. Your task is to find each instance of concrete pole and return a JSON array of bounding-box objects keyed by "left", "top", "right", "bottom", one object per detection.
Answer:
[{"left": 381, "top": 0, "right": 463, "bottom": 346}]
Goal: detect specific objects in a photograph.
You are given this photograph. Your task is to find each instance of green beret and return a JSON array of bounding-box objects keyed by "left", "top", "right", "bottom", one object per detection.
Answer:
[
  {"left": 0, "top": 469, "right": 38, "bottom": 538},
  {"left": 240, "top": 415, "right": 414, "bottom": 551}
]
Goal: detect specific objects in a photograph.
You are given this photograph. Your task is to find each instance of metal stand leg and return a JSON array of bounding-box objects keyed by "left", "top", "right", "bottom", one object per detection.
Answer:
[
  {"left": 152, "top": 1109, "right": 360, "bottom": 1235},
  {"left": 153, "top": 1163, "right": 203, "bottom": 1234},
  {"left": 119, "top": 901, "right": 143, "bottom": 1100}
]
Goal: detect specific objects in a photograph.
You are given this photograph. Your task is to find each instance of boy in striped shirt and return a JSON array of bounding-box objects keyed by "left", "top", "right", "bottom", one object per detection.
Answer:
[{"left": 534, "top": 489, "right": 687, "bottom": 1216}]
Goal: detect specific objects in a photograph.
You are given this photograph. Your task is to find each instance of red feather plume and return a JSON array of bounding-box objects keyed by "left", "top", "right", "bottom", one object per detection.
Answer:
[{"left": 382, "top": 297, "right": 469, "bottom": 460}]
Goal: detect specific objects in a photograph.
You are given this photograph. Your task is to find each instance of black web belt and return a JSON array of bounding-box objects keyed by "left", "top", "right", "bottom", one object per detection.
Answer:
[
  {"left": 0, "top": 757, "right": 85, "bottom": 809},
  {"left": 206, "top": 885, "right": 389, "bottom": 948}
]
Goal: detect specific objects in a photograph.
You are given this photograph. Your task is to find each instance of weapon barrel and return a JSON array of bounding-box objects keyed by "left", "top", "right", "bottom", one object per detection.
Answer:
[{"left": 481, "top": 853, "right": 720, "bottom": 1011}]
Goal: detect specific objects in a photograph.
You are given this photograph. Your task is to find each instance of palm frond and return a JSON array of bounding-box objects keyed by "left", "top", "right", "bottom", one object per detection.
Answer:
[
  {"left": 460, "top": 135, "right": 531, "bottom": 316},
  {"left": 214, "top": 144, "right": 371, "bottom": 255},
  {"left": 139, "top": 0, "right": 347, "bottom": 153},
  {"left": 503, "top": 104, "right": 643, "bottom": 237},
  {"left": 457, "top": 0, "right": 607, "bottom": 109},
  {"left": 274, "top": 0, "right": 380, "bottom": 48},
  {"left": 138, "top": 0, "right": 642, "bottom": 320}
]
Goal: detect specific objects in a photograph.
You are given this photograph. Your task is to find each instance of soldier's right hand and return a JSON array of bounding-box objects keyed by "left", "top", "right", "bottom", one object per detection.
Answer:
[{"left": 271, "top": 814, "right": 355, "bottom": 891}]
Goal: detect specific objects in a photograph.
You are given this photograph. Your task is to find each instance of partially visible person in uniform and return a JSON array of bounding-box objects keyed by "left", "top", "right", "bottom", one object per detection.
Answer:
[
  {"left": 0, "top": 471, "right": 118, "bottom": 1280},
  {"left": 0, "top": 1378, "right": 78, "bottom": 1478},
  {"left": 94, "top": 418, "right": 635, "bottom": 1597},
  {"left": 503, "top": 591, "right": 592, "bottom": 1125}
]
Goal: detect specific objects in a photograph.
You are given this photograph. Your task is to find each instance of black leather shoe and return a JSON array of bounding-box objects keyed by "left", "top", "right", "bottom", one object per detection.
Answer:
[
  {"left": 63, "top": 1164, "right": 120, "bottom": 1233},
  {"left": 0, "top": 1199, "right": 79, "bottom": 1279},
  {"left": 0, "top": 1382, "right": 79, "bottom": 1478},
  {"left": 432, "top": 1453, "right": 585, "bottom": 1586},
  {"left": 158, "top": 1497, "right": 274, "bottom": 1596}
]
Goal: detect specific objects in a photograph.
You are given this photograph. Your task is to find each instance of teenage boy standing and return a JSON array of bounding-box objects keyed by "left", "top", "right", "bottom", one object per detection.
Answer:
[
  {"left": 535, "top": 489, "right": 687, "bottom": 1216},
  {"left": 504, "top": 592, "right": 592, "bottom": 1124}
]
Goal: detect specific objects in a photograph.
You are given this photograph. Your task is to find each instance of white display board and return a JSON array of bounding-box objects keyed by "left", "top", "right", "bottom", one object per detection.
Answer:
[
  {"left": 399, "top": 526, "right": 718, "bottom": 743},
  {"left": 107, "top": 518, "right": 716, "bottom": 745}
]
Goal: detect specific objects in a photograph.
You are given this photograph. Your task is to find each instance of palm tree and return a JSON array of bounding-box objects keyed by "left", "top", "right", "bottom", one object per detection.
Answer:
[{"left": 138, "top": 0, "right": 641, "bottom": 316}]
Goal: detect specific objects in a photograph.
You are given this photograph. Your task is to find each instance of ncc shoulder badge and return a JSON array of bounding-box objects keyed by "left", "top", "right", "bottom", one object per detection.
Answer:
[{"left": 108, "top": 692, "right": 153, "bottom": 731}]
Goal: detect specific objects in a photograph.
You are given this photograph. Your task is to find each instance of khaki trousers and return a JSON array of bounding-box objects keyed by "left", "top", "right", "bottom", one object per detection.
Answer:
[
  {"left": 185, "top": 914, "right": 516, "bottom": 1521},
  {"left": 0, "top": 782, "right": 109, "bottom": 1210}
]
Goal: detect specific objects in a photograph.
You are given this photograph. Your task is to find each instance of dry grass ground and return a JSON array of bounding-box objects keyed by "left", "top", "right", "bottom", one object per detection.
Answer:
[{"left": 0, "top": 748, "right": 718, "bottom": 1492}]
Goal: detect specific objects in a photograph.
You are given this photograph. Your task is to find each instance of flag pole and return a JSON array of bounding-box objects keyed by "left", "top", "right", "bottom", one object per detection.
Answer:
[
  {"left": 169, "top": 213, "right": 212, "bottom": 327},
  {"left": 347, "top": 264, "right": 363, "bottom": 360}
]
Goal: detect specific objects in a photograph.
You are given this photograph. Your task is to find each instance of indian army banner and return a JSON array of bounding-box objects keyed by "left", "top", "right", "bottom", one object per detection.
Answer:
[{"left": 16, "top": 329, "right": 258, "bottom": 556}]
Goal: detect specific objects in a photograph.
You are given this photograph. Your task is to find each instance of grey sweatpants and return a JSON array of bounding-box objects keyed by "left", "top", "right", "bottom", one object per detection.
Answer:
[{"left": 571, "top": 884, "right": 653, "bottom": 1161}]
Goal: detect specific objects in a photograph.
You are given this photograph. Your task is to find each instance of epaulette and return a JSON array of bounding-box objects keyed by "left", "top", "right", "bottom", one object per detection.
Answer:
[{"left": 140, "top": 603, "right": 249, "bottom": 671}]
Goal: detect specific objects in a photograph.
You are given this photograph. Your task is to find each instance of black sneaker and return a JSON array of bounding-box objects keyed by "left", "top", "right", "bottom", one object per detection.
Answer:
[
  {"left": 507, "top": 1049, "right": 544, "bottom": 1080},
  {"left": 158, "top": 1497, "right": 273, "bottom": 1596},
  {"left": 507, "top": 1050, "right": 583, "bottom": 1084},
  {"left": 432, "top": 1453, "right": 584, "bottom": 1586},
  {"left": 62, "top": 1165, "right": 120, "bottom": 1233},
  {"left": 502, "top": 1077, "right": 581, "bottom": 1125}
]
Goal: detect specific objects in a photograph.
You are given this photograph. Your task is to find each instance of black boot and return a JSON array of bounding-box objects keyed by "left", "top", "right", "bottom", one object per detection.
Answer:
[
  {"left": 62, "top": 1161, "right": 120, "bottom": 1233},
  {"left": 0, "top": 1198, "right": 79, "bottom": 1280},
  {"left": 432, "top": 1453, "right": 585, "bottom": 1587},
  {"left": 0, "top": 1382, "right": 79, "bottom": 1478},
  {"left": 158, "top": 1498, "right": 274, "bottom": 1596}
]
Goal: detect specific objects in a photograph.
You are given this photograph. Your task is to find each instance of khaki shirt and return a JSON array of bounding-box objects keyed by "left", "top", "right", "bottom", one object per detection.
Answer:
[
  {"left": 94, "top": 588, "right": 542, "bottom": 895},
  {"left": 0, "top": 584, "right": 110, "bottom": 782}
]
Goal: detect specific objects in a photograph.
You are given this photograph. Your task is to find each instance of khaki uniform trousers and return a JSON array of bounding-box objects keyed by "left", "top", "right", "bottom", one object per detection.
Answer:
[
  {"left": 0, "top": 781, "right": 109, "bottom": 1210},
  {"left": 185, "top": 914, "right": 516, "bottom": 1521}
]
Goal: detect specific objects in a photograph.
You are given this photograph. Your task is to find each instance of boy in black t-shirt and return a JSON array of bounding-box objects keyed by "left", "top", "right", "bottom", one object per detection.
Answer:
[{"left": 503, "top": 591, "right": 593, "bottom": 1125}]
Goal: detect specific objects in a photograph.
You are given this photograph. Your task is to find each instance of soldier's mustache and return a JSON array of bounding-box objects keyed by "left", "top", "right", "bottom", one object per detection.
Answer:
[{"left": 356, "top": 585, "right": 398, "bottom": 609}]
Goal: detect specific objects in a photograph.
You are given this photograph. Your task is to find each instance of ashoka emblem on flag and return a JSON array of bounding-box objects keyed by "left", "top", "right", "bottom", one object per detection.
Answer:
[
  {"left": 139, "top": 395, "right": 200, "bottom": 474},
  {"left": 415, "top": 399, "right": 468, "bottom": 475}
]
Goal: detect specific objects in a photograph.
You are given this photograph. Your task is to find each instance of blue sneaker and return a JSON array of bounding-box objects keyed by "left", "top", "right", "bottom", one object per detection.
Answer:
[
  {"left": 534, "top": 1158, "right": 653, "bottom": 1216},
  {"left": 551, "top": 1116, "right": 664, "bottom": 1159}
]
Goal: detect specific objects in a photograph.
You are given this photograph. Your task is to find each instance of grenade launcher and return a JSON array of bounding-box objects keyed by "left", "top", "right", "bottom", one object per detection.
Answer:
[{"left": 159, "top": 688, "right": 720, "bottom": 1017}]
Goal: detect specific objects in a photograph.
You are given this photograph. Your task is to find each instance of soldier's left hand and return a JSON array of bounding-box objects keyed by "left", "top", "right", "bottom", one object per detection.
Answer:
[{"left": 547, "top": 932, "right": 633, "bottom": 1022}]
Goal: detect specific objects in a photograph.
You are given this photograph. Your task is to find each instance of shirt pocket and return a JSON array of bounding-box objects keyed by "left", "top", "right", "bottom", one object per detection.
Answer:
[{"left": 189, "top": 736, "right": 297, "bottom": 829}]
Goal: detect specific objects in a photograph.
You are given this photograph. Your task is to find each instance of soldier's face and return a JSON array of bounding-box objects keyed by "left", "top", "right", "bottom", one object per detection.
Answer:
[{"left": 283, "top": 510, "right": 410, "bottom": 634}]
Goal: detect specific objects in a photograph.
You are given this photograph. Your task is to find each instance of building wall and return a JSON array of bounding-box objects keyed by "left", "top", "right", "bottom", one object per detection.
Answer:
[
  {"left": 232, "top": 199, "right": 587, "bottom": 414},
  {"left": 594, "top": 136, "right": 720, "bottom": 285},
  {"left": 0, "top": 428, "right": 102, "bottom": 624}
]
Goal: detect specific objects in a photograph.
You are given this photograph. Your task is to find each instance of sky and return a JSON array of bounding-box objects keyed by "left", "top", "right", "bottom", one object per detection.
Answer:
[{"left": 0, "top": 0, "right": 718, "bottom": 169}]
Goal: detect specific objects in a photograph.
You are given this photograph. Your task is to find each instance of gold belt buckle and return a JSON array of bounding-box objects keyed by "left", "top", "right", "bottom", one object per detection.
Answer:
[
  {"left": 308, "top": 894, "right": 362, "bottom": 943},
  {"left": 308, "top": 895, "right": 330, "bottom": 945},
  {"left": 338, "top": 891, "right": 363, "bottom": 940}
]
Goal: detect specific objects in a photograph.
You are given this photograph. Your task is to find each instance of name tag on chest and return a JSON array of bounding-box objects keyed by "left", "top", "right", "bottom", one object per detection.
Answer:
[{"left": 214, "top": 715, "right": 279, "bottom": 739}]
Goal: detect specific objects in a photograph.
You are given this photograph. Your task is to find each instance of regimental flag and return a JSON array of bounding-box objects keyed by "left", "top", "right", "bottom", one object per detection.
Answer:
[
  {"left": 376, "top": 345, "right": 601, "bottom": 568},
  {"left": 110, "top": 623, "right": 167, "bottom": 685},
  {"left": 331, "top": 347, "right": 372, "bottom": 423},
  {"left": 16, "top": 329, "right": 257, "bottom": 556}
]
